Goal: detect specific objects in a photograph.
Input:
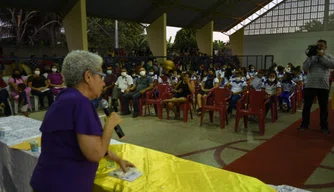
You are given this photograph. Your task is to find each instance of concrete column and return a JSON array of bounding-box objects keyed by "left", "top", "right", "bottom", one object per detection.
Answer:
[
  {"left": 229, "top": 28, "right": 244, "bottom": 56},
  {"left": 63, "top": 0, "right": 88, "bottom": 51},
  {"left": 196, "top": 21, "right": 214, "bottom": 56},
  {"left": 147, "top": 14, "right": 167, "bottom": 62}
]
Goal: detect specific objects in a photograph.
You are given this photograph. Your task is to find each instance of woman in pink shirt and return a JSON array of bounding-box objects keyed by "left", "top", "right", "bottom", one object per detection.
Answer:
[{"left": 8, "top": 69, "right": 31, "bottom": 108}]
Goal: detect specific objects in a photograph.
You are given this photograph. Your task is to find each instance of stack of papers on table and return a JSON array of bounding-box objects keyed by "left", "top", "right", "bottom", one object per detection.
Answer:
[{"left": 109, "top": 167, "right": 142, "bottom": 182}]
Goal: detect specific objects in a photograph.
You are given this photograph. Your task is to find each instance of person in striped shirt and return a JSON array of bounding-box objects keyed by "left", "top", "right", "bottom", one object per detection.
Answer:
[{"left": 299, "top": 39, "right": 334, "bottom": 134}]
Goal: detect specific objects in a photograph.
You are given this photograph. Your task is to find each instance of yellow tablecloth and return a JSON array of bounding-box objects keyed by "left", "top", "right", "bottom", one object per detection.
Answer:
[
  {"left": 9, "top": 137, "right": 41, "bottom": 150},
  {"left": 94, "top": 144, "right": 276, "bottom": 192}
]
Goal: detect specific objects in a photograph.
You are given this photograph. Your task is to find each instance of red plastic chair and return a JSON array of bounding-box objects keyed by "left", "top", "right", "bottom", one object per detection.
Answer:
[
  {"left": 138, "top": 94, "right": 147, "bottom": 116},
  {"left": 119, "top": 97, "right": 132, "bottom": 113},
  {"left": 160, "top": 76, "right": 168, "bottom": 83},
  {"left": 192, "top": 81, "right": 201, "bottom": 111},
  {"left": 270, "top": 95, "right": 278, "bottom": 123},
  {"left": 296, "top": 83, "right": 303, "bottom": 109},
  {"left": 166, "top": 94, "right": 193, "bottom": 122},
  {"left": 145, "top": 84, "right": 169, "bottom": 119},
  {"left": 200, "top": 88, "right": 230, "bottom": 128},
  {"left": 235, "top": 90, "right": 269, "bottom": 135},
  {"left": 290, "top": 92, "right": 297, "bottom": 113}
]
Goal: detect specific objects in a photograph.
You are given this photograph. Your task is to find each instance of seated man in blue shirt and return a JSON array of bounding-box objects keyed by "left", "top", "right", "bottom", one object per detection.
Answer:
[{"left": 227, "top": 72, "right": 247, "bottom": 114}]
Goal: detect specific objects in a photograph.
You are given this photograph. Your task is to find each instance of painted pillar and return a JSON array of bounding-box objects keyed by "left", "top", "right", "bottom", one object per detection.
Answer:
[
  {"left": 147, "top": 13, "right": 167, "bottom": 62},
  {"left": 196, "top": 21, "right": 214, "bottom": 56},
  {"left": 229, "top": 28, "right": 244, "bottom": 56},
  {"left": 63, "top": 0, "right": 88, "bottom": 51}
]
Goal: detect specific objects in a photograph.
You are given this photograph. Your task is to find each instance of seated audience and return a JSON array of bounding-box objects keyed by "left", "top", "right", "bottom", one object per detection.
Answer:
[
  {"left": 102, "top": 65, "right": 117, "bottom": 100},
  {"left": 285, "top": 63, "right": 294, "bottom": 74},
  {"left": 163, "top": 72, "right": 195, "bottom": 118},
  {"left": 17, "top": 83, "right": 29, "bottom": 117},
  {"left": 190, "top": 71, "right": 198, "bottom": 81},
  {"left": 167, "top": 70, "right": 179, "bottom": 87},
  {"left": 292, "top": 66, "right": 303, "bottom": 84},
  {"left": 279, "top": 73, "right": 296, "bottom": 112},
  {"left": 47, "top": 64, "right": 65, "bottom": 96},
  {"left": 196, "top": 68, "right": 219, "bottom": 115},
  {"left": 8, "top": 69, "right": 31, "bottom": 108},
  {"left": 247, "top": 65, "right": 257, "bottom": 79},
  {"left": 219, "top": 77, "right": 228, "bottom": 88},
  {"left": 113, "top": 68, "right": 134, "bottom": 112},
  {"left": 148, "top": 68, "right": 163, "bottom": 84},
  {"left": 276, "top": 66, "right": 285, "bottom": 81},
  {"left": 121, "top": 68, "right": 154, "bottom": 118},
  {"left": 216, "top": 64, "right": 227, "bottom": 79},
  {"left": 262, "top": 71, "right": 282, "bottom": 115},
  {"left": 227, "top": 72, "right": 247, "bottom": 114},
  {"left": 28, "top": 67, "right": 54, "bottom": 110}
]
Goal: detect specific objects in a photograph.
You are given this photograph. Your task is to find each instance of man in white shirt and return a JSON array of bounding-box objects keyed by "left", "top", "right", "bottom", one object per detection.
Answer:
[{"left": 112, "top": 68, "right": 133, "bottom": 112}]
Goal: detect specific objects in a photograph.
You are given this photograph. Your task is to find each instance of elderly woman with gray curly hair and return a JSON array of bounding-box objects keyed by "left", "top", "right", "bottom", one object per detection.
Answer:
[{"left": 30, "top": 50, "right": 134, "bottom": 192}]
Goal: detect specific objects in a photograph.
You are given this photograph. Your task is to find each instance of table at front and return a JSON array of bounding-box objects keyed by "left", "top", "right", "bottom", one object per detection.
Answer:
[{"left": 0, "top": 116, "right": 309, "bottom": 192}]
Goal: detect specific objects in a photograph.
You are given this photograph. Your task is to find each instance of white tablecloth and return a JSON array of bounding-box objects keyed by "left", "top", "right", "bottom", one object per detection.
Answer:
[
  {"left": 0, "top": 116, "right": 42, "bottom": 192},
  {"left": 0, "top": 116, "right": 123, "bottom": 192},
  {"left": 0, "top": 116, "right": 308, "bottom": 192}
]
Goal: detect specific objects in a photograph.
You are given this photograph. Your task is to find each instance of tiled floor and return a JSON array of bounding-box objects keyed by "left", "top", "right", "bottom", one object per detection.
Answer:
[{"left": 27, "top": 101, "right": 334, "bottom": 192}]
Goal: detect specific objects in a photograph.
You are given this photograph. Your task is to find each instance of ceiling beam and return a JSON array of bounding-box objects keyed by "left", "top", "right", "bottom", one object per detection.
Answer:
[
  {"left": 221, "top": 0, "right": 276, "bottom": 32},
  {"left": 139, "top": 0, "right": 180, "bottom": 23},
  {"left": 58, "top": 0, "right": 80, "bottom": 17},
  {"left": 185, "top": 0, "right": 244, "bottom": 28}
]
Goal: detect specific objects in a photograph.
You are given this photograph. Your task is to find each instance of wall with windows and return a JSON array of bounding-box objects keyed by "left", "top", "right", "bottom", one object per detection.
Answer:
[
  {"left": 244, "top": 31, "right": 334, "bottom": 68},
  {"left": 242, "top": 0, "right": 334, "bottom": 68},
  {"left": 244, "top": 0, "right": 334, "bottom": 35}
]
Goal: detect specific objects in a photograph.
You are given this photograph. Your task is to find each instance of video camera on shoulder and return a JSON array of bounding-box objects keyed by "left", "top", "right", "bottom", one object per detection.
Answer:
[{"left": 305, "top": 45, "right": 319, "bottom": 57}]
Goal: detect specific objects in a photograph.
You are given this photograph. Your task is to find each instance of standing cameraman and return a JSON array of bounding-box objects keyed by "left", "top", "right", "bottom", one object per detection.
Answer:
[{"left": 299, "top": 40, "right": 334, "bottom": 134}]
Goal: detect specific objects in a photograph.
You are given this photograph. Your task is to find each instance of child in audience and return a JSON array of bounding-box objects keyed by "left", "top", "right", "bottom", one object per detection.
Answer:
[
  {"left": 279, "top": 73, "right": 296, "bottom": 112},
  {"left": 219, "top": 77, "right": 228, "bottom": 88},
  {"left": 292, "top": 66, "right": 303, "bottom": 84},
  {"left": 17, "top": 83, "right": 29, "bottom": 117},
  {"left": 190, "top": 71, "right": 198, "bottom": 81},
  {"left": 227, "top": 72, "right": 247, "bottom": 114},
  {"left": 247, "top": 65, "right": 257, "bottom": 79},
  {"left": 229, "top": 70, "right": 247, "bottom": 82},
  {"left": 148, "top": 68, "right": 163, "bottom": 84},
  {"left": 262, "top": 71, "right": 282, "bottom": 115},
  {"left": 250, "top": 70, "right": 263, "bottom": 91},
  {"left": 276, "top": 66, "right": 285, "bottom": 81}
]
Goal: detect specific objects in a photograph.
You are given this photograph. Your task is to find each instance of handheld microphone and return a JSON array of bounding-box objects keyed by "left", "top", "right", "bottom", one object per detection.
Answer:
[{"left": 100, "top": 100, "right": 125, "bottom": 139}]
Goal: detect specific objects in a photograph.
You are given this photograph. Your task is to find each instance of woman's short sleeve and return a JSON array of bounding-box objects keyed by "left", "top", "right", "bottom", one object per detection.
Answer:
[{"left": 73, "top": 100, "right": 103, "bottom": 136}]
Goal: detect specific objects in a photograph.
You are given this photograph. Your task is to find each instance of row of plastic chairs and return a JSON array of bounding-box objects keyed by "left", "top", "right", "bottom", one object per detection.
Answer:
[{"left": 144, "top": 83, "right": 193, "bottom": 122}]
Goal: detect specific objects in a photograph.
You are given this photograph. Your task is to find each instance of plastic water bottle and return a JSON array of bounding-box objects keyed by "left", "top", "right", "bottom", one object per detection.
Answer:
[{"left": 29, "top": 140, "right": 39, "bottom": 152}]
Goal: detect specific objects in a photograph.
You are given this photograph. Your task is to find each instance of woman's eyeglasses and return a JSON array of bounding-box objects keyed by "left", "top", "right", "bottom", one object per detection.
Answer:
[{"left": 90, "top": 70, "right": 106, "bottom": 81}]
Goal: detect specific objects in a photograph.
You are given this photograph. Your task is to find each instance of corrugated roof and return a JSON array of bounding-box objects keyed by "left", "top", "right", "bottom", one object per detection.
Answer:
[{"left": 0, "top": 0, "right": 275, "bottom": 32}]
